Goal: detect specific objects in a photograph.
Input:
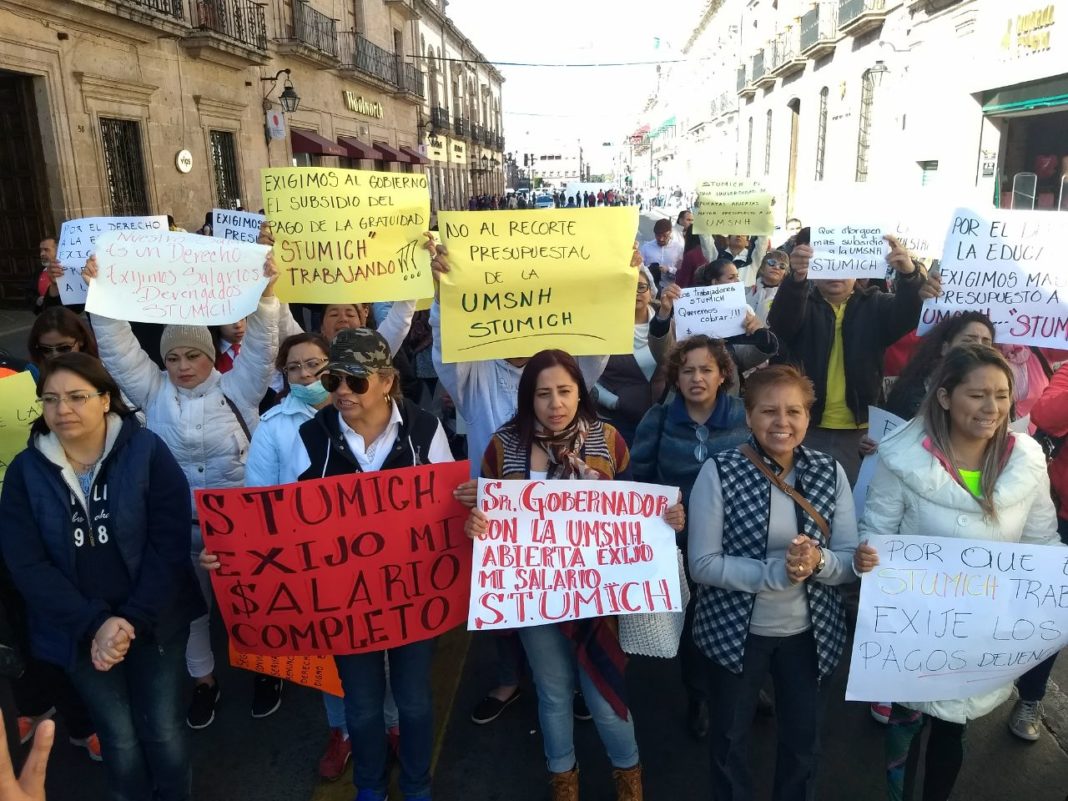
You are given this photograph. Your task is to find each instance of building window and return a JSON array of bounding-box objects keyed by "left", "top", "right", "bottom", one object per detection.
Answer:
[
  {"left": 764, "top": 110, "right": 773, "bottom": 176},
  {"left": 856, "top": 70, "right": 875, "bottom": 182},
  {"left": 291, "top": 153, "right": 319, "bottom": 167},
  {"left": 99, "top": 117, "right": 149, "bottom": 216},
  {"left": 746, "top": 117, "right": 754, "bottom": 178},
  {"left": 210, "top": 131, "right": 241, "bottom": 209},
  {"left": 919, "top": 160, "right": 939, "bottom": 186},
  {"left": 815, "top": 87, "right": 828, "bottom": 181}
]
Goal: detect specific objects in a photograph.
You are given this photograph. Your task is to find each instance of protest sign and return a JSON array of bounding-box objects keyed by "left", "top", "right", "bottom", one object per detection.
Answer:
[
  {"left": 918, "top": 208, "right": 1068, "bottom": 346},
  {"left": 196, "top": 461, "right": 472, "bottom": 656},
  {"left": 693, "top": 180, "right": 774, "bottom": 236},
  {"left": 0, "top": 373, "right": 40, "bottom": 489},
  {"left": 808, "top": 223, "right": 889, "bottom": 279},
  {"left": 852, "top": 407, "right": 907, "bottom": 521},
  {"left": 57, "top": 216, "right": 168, "bottom": 304},
  {"left": 262, "top": 167, "right": 432, "bottom": 304},
  {"left": 228, "top": 646, "right": 342, "bottom": 696},
  {"left": 213, "top": 209, "right": 266, "bottom": 243},
  {"left": 468, "top": 478, "right": 683, "bottom": 630},
  {"left": 674, "top": 283, "right": 748, "bottom": 339},
  {"left": 845, "top": 534, "right": 1068, "bottom": 703},
  {"left": 85, "top": 231, "right": 269, "bottom": 325},
  {"left": 437, "top": 208, "right": 637, "bottom": 362}
]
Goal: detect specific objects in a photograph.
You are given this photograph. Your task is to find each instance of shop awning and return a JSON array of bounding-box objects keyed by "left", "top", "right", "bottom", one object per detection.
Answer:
[
  {"left": 400, "top": 145, "right": 430, "bottom": 165},
  {"left": 337, "top": 135, "right": 377, "bottom": 160},
  {"left": 291, "top": 129, "right": 347, "bottom": 157},
  {"left": 983, "top": 76, "right": 1068, "bottom": 115},
  {"left": 373, "top": 141, "right": 409, "bottom": 163}
]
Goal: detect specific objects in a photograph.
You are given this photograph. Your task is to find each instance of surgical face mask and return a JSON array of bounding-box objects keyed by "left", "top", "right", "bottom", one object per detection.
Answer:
[{"left": 289, "top": 379, "right": 330, "bottom": 406}]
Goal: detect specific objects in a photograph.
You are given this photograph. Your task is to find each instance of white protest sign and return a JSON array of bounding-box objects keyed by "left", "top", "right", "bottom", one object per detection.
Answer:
[
  {"left": 693, "top": 180, "right": 774, "bottom": 237},
  {"left": 86, "top": 230, "right": 269, "bottom": 325},
  {"left": 845, "top": 534, "right": 1068, "bottom": 703},
  {"left": 674, "top": 284, "right": 748, "bottom": 339},
  {"left": 468, "top": 479, "right": 683, "bottom": 630},
  {"left": 853, "top": 407, "right": 908, "bottom": 521},
  {"left": 918, "top": 208, "right": 1068, "bottom": 346},
  {"left": 57, "top": 216, "right": 168, "bottom": 304},
  {"left": 213, "top": 209, "right": 266, "bottom": 243},
  {"left": 809, "top": 223, "right": 890, "bottom": 279}
]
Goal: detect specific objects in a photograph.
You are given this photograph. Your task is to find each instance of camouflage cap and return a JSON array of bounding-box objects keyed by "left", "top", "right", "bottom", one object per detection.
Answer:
[{"left": 325, "top": 328, "right": 391, "bottom": 376}]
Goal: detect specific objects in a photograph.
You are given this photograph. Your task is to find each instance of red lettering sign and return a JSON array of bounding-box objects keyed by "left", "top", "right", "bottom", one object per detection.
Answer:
[{"left": 195, "top": 461, "right": 471, "bottom": 656}]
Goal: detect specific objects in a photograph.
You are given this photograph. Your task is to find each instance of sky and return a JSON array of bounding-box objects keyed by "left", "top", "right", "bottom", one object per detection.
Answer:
[{"left": 443, "top": 0, "right": 705, "bottom": 161}]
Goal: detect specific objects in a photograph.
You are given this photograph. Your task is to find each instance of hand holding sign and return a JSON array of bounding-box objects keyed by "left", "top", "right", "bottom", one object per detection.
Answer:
[
  {"left": 809, "top": 224, "right": 890, "bottom": 280},
  {"left": 57, "top": 216, "right": 168, "bottom": 305},
  {"left": 694, "top": 180, "right": 774, "bottom": 237}
]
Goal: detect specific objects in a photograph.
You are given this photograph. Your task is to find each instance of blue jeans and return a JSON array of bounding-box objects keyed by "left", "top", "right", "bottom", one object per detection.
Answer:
[
  {"left": 322, "top": 657, "right": 400, "bottom": 734},
  {"left": 518, "top": 623, "right": 639, "bottom": 774},
  {"left": 707, "top": 630, "right": 824, "bottom": 801},
  {"left": 68, "top": 624, "right": 191, "bottom": 801},
  {"left": 334, "top": 639, "right": 435, "bottom": 798}
]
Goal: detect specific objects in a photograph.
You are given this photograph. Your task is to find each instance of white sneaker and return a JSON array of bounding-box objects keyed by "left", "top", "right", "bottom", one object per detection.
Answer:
[{"left": 1008, "top": 699, "right": 1041, "bottom": 742}]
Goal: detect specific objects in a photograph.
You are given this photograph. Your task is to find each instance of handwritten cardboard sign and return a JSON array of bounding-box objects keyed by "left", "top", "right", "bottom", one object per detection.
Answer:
[
  {"left": 468, "top": 478, "right": 683, "bottom": 630},
  {"left": 852, "top": 407, "right": 907, "bottom": 521},
  {"left": 228, "top": 645, "right": 341, "bottom": 696},
  {"left": 809, "top": 223, "right": 889, "bottom": 279},
  {"left": 213, "top": 209, "right": 266, "bottom": 243},
  {"left": 196, "top": 461, "right": 472, "bottom": 656},
  {"left": 918, "top": 208, "right": 1068, "bottom": 347},
  {"left": 674, "top": 283, "right": 748, "bottom": 339},
  {"left": 845, "top": 534, "right": 1068, "bottom": 702},
  {"left": 262, "top": 167, "right": 432, "bottom": 304},
  {"left": 57, "top": 216, "right": 168, "bottom": 304},
  {"left": 437, "top": 208, "right": 637, "bottom": 362},
  {"left": 0, "top": 373, "right": 41, "bottom": 489},
  {"left": 693, "top": 180, "right": 774, "bottom": 237},
  {"left": 85, "top": 231, "right": 269, "bottom": 325}
]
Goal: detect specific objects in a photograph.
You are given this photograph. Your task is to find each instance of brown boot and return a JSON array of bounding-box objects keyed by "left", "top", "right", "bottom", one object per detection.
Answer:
[
  {"left": 549, "top": 766, "right": 579, "bottom": 801},
  {"left": 613, "top": 764, "right": 643, "bottom": 801}
]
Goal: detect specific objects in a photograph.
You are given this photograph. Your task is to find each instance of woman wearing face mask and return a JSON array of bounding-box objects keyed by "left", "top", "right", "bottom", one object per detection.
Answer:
[
  {"left": 630, "top": 336, "right": 748, "bottom": 740},
  {"left": 856, "top": 345, "right": 1061, "bottom": 801},
  {"left": 80, "top": 255, "right": 280, "bottom": 730},
  {"left": 465, "top": 349, "right": 685, "bottom": 801}
]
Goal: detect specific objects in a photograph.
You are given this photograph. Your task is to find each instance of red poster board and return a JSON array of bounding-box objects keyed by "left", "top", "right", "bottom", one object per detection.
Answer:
[{"left": 195, "top": 461, "right": 471, "bottom": 657}]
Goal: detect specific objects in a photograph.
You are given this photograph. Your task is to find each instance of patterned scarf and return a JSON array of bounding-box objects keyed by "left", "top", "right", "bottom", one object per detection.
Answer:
[{"left": 533, "top": 417, "right": 599, "bottom": 480}]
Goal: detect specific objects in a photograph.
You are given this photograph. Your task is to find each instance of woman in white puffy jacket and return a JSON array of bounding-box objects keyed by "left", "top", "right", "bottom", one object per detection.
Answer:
[
  {"left": 855, "top": 344, "right": 1062, "bottom": 801},
  {"left": 83, "top": 255, "right": 280, "bottom": 729}
]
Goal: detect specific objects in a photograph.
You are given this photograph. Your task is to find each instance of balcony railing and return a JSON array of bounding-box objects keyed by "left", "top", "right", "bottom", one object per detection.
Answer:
[
  {"left": 431, "top": 106, "right": 450, "bottom": 129},
  {"left": 193, "top": 0, "right": 267, "bottom": 50},
  {"left": 399, "top": 62, "right": 426, "bottom": 98},
  {"left": 453, "top": 115, "right": 466, "bottom": 137},
  {"left": 495, "top": 134, "right": 504, "bottom": 151},
  {"left": 769, "top": 27, "right": 805, "bottom": 76},
  {"left": 339, "top": 32, "right": 398, "bottom": 85},
  {"left": 291, "top": 1, "right": 338, "bottom": 58},
  {"left": 839, "top": 0, "right": 886, "bottom": 34},
  {"left": 124, "top": 0, "right": 185, "bottom": 19},
  {"left": 471, "top": 122, "right": 484, "bottom": 144},
  {"left": 716, "top": 90, "right": 737, "bottom": 116},
  {"left": 800, "top": 3, "right": 839, "bottom": 57}
]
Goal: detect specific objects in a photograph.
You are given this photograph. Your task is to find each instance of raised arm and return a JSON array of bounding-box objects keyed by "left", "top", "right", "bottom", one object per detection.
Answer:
[{"left": 221, "top": 296, "right": 280, "bottom": 410}]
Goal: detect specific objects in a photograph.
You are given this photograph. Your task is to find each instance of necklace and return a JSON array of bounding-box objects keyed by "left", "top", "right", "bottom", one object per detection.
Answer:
[{"left": 65, "top": 449, "right": 103, "bottom": 474}]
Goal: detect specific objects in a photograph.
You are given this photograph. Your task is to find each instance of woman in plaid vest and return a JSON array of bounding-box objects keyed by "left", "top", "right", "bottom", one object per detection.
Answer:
[{"left": 688, "top": 364, "right": 863, "bottom": 801}]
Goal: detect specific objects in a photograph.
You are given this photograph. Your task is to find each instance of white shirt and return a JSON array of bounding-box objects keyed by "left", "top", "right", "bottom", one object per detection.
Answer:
[
  {"left": 337, "top": 400, "right": 454, "bottom": 472},
  {"left": 639, "top": 239, "right": 683, "bottom": 277}
]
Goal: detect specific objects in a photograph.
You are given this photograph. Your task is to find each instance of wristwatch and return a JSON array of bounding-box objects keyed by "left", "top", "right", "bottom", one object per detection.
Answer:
[{"left": 810, "top": 545, "right": 826, "bottom": 577}]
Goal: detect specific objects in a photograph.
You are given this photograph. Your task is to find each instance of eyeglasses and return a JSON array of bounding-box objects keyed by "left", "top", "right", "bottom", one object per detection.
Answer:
[
  {"left": 37, "top": 391, "right": 105, "bottom": 409},
  {"left": 694, "top": 426, "right": 710, "bottom": 462},
  {"left": 36, "top": 342, "right": 77, "bottom": 355},
  {"left": 765, "top": 259, "right": 784, "bottom": 269},
  {"left": 320, "top": 372, "right": 370, "bottom": 394},
  {"left": 284, "top": 357, "right": 328, "bottom": 377},
  {"left": 636, "top": 283, "right": 650, "bottom": 293}
]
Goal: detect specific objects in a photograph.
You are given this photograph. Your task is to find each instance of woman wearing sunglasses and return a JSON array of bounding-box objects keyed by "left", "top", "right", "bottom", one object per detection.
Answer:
[
  {"left": 80, "top": 255, "right": 279, "bottom": 730},
  {"left": 288, "top": 328, "right": 472, "bottom": 801},
  {"left": 27, "top": 307, "right": 99, "bottom": 374},
  {"left": 629, "top": 335, "right": 748, "bottom": 740},
  {"left": 745, "top": 249, "right": 789, "bottom": 324},
  {"left": 0, "top": 353, "right": 203, "bottom": 801}
]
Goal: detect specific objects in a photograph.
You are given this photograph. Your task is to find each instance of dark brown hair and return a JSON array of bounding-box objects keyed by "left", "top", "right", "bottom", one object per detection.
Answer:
[
  {"left": 508, "top": 350, "right": 597, "bottom": 449},
  {"left": 275, "top": 332, "right": 330, "bottom": 374},
  {"left": 742, "top": 364, "right": 816, "bottom": 412},
  {"left": 665, "top": 335, "right": 735, "bottom": 397},
  {"left": 28, "top": 308, "right": 99, "bottom": 367},
  {"left": 31, "top": 352, "right": 132, "bottom": 435}
]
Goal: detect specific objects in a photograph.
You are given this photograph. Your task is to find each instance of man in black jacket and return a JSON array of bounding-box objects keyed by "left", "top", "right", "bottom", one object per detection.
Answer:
[{"left": 767, "top": 235, "right": 929, "bottom": 482}]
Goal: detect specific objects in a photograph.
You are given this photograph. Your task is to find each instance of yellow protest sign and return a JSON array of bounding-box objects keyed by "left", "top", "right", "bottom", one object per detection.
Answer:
[
  {"left": 438, "top": 208, "right": 638, "bottom": 362},
  {"left": 694, "top": 179, "right": 774, "bottom": 236},
  {"left": 0, "top": 372, "right": 41, "bottom": 488},
  {"left": 262, "top": 167, "right": 433, "bottom": 303}
]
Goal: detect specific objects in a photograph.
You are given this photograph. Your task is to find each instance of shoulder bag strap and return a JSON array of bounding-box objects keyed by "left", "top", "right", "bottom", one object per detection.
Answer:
[
  {"left": 222, "top": 395, "right": 252, "bottom": 443},
  {"left": 738, "top": 444, "right": 831, "bottom": 543}
]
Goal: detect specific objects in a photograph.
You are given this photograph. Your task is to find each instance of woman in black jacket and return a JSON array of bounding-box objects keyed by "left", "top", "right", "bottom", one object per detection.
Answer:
[{"left": 0, "top": 353, "right": 203, "bottom": 801}]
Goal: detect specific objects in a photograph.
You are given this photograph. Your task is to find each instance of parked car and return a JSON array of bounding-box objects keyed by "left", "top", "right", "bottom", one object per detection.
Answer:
[{"left": 534, "top": 194, "right": 554, "bottom": 209}]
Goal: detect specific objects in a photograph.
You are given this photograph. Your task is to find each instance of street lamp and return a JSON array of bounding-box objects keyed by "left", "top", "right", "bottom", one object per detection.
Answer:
[
  {"left": 868, "top": 60, "right": 889, "bottom": 89},
  {"left": 261, "top": 69, "right": 300, "bottom": 113}
]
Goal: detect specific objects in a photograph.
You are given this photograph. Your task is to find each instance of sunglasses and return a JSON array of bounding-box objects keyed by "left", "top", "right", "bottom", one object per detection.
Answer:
[
  {"left": 37, "top": 342, "right": 77, "bottom": 355},
  {"left": 765, "top": 258, "right": 784, "bottom": 269},
  {"left": 694, "top": 426, "right": 710, "bottom": 462},
  {"left": 320, "top": 372, "right": 370, "bottom": 394}
]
